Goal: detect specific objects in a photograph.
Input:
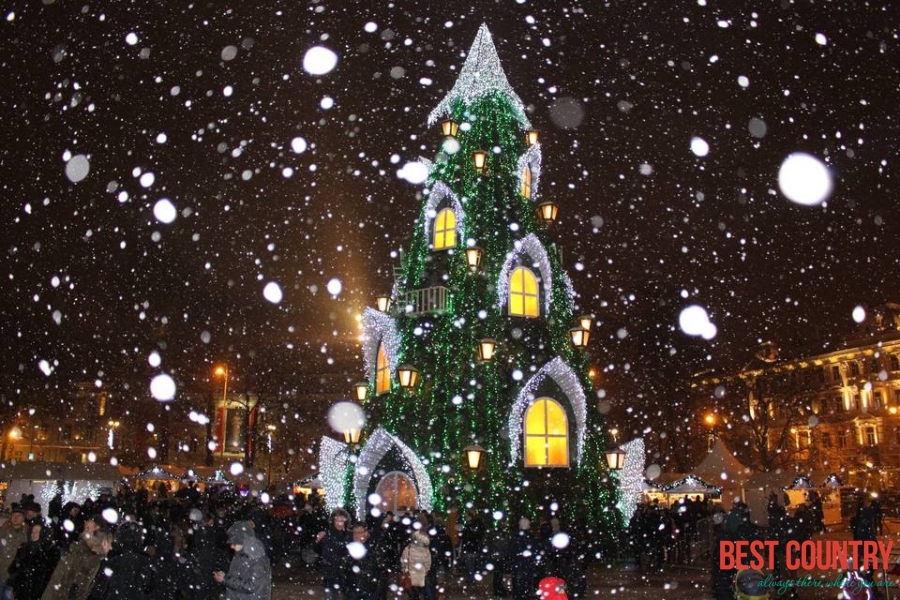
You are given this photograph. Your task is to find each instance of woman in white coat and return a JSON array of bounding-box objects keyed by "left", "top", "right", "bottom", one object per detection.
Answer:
[{"left": 400, "top": 531, "right": 432, "bottom": 600}]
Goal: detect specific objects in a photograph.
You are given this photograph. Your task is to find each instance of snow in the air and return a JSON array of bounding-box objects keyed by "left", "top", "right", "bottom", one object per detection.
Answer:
[
  {"left": 778, "top": 152, "right": 833, "bottom": 206},
  {"left": 64, "top": 154, "right": 90, "bottom": 183},
  {"left": 153, "top": 198, "right": 177, "bottom": 224},
  {"left": 690, "top": 137, "right": 710, "bottom": 157},
  {"left": 397, "top": 161, "right": 429, "bottom": 184},
  {"left": 263, "top": 281, "right": 283, "bottom": 304},
  {"left": 679, "top": 305, "right": 717, "bottom": 340},
  {"left": 302, "top": 46, "right": 338, "bottom": 75},
  {"left": 149, "top": 373, "right": 176, "bottom": 401},
  {"left": 326, "top": 278, "right": 343, "bottom": 296}
]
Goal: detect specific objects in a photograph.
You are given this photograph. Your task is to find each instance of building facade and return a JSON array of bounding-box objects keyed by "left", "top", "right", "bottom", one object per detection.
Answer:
[{"left": 694, "top": 305, "right": 900, "bottom": 491}]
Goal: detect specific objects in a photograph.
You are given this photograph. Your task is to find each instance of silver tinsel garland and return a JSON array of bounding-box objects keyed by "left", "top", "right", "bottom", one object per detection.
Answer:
[
  {"left": 428, "top": 24, "right": 531, "bottom": 128},
  {"left": 352, "top": 427, "right": 434, "bottom": 520},
  {"left": 362, "top": 308, "right": 401, "bottom": 380},
  {"left": 507, "top": 356, "right": 587, "bottom": 466}
]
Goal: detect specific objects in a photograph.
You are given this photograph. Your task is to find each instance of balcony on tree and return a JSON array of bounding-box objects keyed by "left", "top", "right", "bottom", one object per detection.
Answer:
[{"left": 401, "top": 286, "right": 450, "bottom": 315}]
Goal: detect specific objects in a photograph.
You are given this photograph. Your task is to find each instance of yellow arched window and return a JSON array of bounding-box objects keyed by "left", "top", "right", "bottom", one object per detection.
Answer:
[
  {"left": 524, "top": 398, "right": 569, "bottom": 467},
  {"left": 433, "top": 208, "right": 456, "bottom": 250},
  {"left": 508, "top": 266, "right": 539, "bottom": 317},
  {"left": 376, "top": 343, "right": 391, "bottom": 394},
  {"left": 521, "top": 166, "right": 532, "bottom": 198}
]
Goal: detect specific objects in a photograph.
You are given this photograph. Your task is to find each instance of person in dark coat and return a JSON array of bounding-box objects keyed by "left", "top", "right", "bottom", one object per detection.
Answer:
[
  {"left": 505, "top": 519, "right": 540, "bottom": 600},
  {"left": 148, "top": 527, "right": 183, "bottom": 600},
  {"left": 88, "top": 521, "right": 153, "bottom": 599},
  {"left": 459, "top": 509, "right": 485, "bottom": 584},
  {"left": 41, "top": 518, "right": 105, "bottom": 600},
  {"left": 344, "top": 522, "right": 381, "bottom": 600},
  {"left": 188, "top": 511, "right": 229, "bottom": 600},
  {"left": 315, "top": 508, "right": 351, "bottom": 600},
  {"left": 9, "top": 506, "right": 58, "bottom": 600},
  {"left": 213, "top": 521, "right": 272, "bottom": 600}
]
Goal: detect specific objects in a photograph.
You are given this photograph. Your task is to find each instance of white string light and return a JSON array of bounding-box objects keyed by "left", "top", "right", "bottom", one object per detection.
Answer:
[
  {"left": 362, "top": 308, "right": 402, "bottom": 378},
  {"left": 507, "top": 356, "right": 587, "bottom": 466},
  {"left": 421, "top": 181, "right": 466, "bottom": 245},
  {"left": 352, "top": 427, "right": 434, "bottom": 520},
  {"left": 618, "top": 438, "right": 646, "bottom": 523},
  {"left": 427, "top": 24, "right": 531, "bottom": 129},
  {"left": 516, "top": 143, "right": 542, "bottom": 200}
]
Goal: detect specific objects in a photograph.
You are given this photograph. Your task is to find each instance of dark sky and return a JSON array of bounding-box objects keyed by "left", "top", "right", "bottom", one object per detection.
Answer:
[{"left": 1, "top": 1, "right": 898, "bottom": 406}]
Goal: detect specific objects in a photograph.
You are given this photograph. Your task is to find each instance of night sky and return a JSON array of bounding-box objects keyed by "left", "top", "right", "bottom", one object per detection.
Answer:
[{"left": 1, "top": 1, "right": 898, "bottom": 423}]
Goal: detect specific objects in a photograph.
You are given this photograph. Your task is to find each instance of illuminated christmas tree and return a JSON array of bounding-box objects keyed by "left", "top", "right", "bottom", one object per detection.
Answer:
[{"left": 320, "top": 25, "right": 618, "bottom": 529}]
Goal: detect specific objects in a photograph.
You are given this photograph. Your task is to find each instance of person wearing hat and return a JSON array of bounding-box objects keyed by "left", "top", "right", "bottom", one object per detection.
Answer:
[
  {"left": 0, "top": 505, "right": 27, "bottom": 599},
  {"left": 9, "top": 503, "right": 56, "bottom": 600},
  {"left": 213, "top": 521, "right": 271, "bottom": 600}
]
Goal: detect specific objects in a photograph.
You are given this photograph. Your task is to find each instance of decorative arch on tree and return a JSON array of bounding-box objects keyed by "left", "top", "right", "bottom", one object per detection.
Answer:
[
  {"left": 496, "top": 234, "right": 555, "bottom": 314},
  {"left": 422, "top": 182, "right": 465, "bottom": 247},
  {"left": 517, "top": 144, "right": 541, "bottom": 200},
  {"left": 352, "top": 427, "right": 434, "bottom": 520},
  {"left": 362, "top": 308, "right": 400, "bottom": 385},
  {"left": 508, "top": 357, "right": 588, "bottom": 466}
]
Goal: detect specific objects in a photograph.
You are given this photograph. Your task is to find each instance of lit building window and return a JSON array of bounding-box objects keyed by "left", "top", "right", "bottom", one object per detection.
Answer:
[
  {"left": 509, "top": 266, "right": 539, "bottom": 317},
  {"left": 821, "top": 432, "right": 832, "bottom": 448},
  {"left": 524, "top": 397, "right": 569, "bottom": 467},
  {"left": 433, "top": 208, "right": 456, "bottom": 250},
  {"left": 376, "top": 343, "right": 391, "bottom": 395},
  {"left": 521, "top": 166, "right": 532, "bottom": 198},
  {"left": 892, "top": 356, "right": 900, "bottom": 371},
  {"left": 865, "top": 426, "right": 877, "bottom": 446}
]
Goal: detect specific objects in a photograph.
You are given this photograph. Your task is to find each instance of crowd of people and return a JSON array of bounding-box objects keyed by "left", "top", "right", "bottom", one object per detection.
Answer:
[
  {"left": 0, "top": 485, "right": 277, "bottom": 600},
  {"left": 313, "top": 506, "right": 596, "bottom": 600},
  {"left": 0, "top": 484, "right": 598, "bottom": 600}
]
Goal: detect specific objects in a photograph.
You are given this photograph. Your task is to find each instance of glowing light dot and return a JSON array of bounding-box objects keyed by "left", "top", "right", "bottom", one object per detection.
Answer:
[
  {"left": 230, "top": 462, "right": 244, "bottom": 476},
  {"left": 852, "top": 305, "right": 866, "bottom": 323}
]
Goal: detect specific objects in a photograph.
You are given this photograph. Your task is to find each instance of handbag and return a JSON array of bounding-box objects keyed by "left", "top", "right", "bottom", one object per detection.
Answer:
[{"left": 400, "top": 571, "right": 412, "bottom": 591}]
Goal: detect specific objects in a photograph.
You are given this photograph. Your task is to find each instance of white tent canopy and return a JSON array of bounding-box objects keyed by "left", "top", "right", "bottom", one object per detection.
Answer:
[{"left": 693, "top": 439, "right": 750, "bottom": 485}]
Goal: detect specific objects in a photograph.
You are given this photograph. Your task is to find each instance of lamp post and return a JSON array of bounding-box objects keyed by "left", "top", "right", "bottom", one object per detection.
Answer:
[{"left": 213, "top": 365, "right": 229, "bottom": 461}]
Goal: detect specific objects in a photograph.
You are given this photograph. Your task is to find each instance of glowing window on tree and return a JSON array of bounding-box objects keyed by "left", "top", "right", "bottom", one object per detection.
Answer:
[
  {"left": 508, "top": 267, "right": 539, "bottom": 317},
  {"left": 521, "top": 166, "right": 532, "bottom": 198},
  {"left": 376, "top": 343, "right": 391, "bottom": 394},
  {"left": 433, "top": 208, "right": 456, "bottom": 250},
  {"left": 524, "top": 398, "right": 569, "bottom": 467}
]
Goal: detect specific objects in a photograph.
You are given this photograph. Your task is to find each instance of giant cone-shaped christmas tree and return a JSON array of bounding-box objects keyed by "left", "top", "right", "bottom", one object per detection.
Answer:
[{"left": 319, "top": 25, "right": 617, "bottom": 528}]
